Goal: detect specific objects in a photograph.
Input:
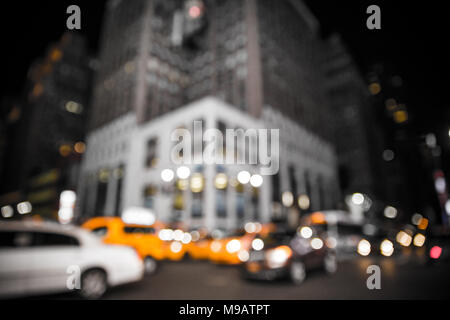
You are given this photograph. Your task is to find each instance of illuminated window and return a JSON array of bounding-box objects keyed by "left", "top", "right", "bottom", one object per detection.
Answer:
[
  {"left": 50, "top": 48, "right": 63, "bottom": 62},
  {"left": 31, "top": 83, "right": 44, "bottom": 98},
  {"left": 143, "top": 185, "right": 157, "bottom": 209}
]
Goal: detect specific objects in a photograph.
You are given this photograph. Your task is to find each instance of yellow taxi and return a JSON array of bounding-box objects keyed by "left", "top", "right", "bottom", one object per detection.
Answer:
[
  {"left": 156, "top": 227, "right": 190, "bottom": 261},
  {"left": 208, "top": 223, "right": 276, "bottom": 265},
  {"left": 185, "top": 229, "right": 213, "bottom": 260},
  {"left": 82, "top": 217, "right": 187, "bottom": 273}
]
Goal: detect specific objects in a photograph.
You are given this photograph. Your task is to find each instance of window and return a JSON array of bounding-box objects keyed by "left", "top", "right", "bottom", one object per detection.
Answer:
[
  {"left": 336, "top": 224, "right": 363, "bottom": 236},
  {"left": 218, "top": 120, "right": 227, "bottom": 153},
  {"left": 192, "top": 192, "right": 203, "bottom": 218},
  {"left": 115, "top": 164, "right": 125, "bottom": 216},
  {"left": 251, "top": 187, "right": 259, "bottom": 221},
  {"left": 289, "top": 165, "right": 297, "bottom": 202},
  {"left": 192, "top": 119, "right": 205, "bottom": 156},
  {"left": 143, "top": 185, "right": 157, "bottom": 209},
  {"left": 95, "top": 170, "right": 109, "bottom": 215},
  {"left": 272, "top": 171, "right": 280, "bottom": 202},
  {"left": 0, "top": 231, "right": 32, "bottom": 248},
  {"left": 33, "top": 232, "right": 79, "bottom": 247},
  {"left": 91, "top": 227, "right": 108, "bottom": 237},
  {"left": 216, "top": 189, "right": 227, "bottom": 218},
  {"left": 236, "top": 193, "right": 245, "bottom": 220},
  {"left": 123, "top": 227, "right": 155, "bottom": 234},
  {"left": 146, "top": 138, "right": 158, "bottom": 168}
]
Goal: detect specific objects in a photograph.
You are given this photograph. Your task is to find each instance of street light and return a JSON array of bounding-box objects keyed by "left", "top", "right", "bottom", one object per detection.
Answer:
[
  {"left": 177, "top": 166, "right": 191, "bottom": 179},
  {"left": 297, "top": 194, "right": 310, "bottom": 210},
  {"left": 351, "top": 193, "right": 364, "bottom": 206},
  {"left": 237, "top": 171, "right": 251, "bottom": 184},
  {"left": 250, "top": 174, "right": 263, "bottom": 188},
  {"left": 161, "top": 169, "right": 175, "bottom": 182},
  {"left": 384, "top": 206, "right": 397, "bottom": 219},
  {"left": 282, "top": 191, "right": 294, "bottom": 207}
]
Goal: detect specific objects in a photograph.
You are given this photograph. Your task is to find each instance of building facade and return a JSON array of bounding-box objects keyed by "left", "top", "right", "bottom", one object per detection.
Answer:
[
  {"left": 323, "top": 35, "right": 385, "bottom": 199},
  {"left": 78, "top": 0, "right": 341, "bottom": 230},
  {"left": 0, "top": 32, "right": 92, "bottom": 220}
]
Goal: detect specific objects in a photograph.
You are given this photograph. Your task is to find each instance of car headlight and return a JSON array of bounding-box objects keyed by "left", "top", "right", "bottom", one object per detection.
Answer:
[
  {"left": 310, "top": 237, "right": 324, "bottom": 250},
  {"left": 265, "top": 245, "right": 292, "bottom": 268},
  {"left": 159, "top": 229, "right": 174, "bottom": 241},
  {"left": 170, "top": 241, "right": 182, "bottom": 253},
  {"left": 380, "top": 239, "right": 394, "bottom": 257},
  {"left": 357, "top": 239, "right": 371, "bottom": 256},
  {"left": 226, "top": 239, "right": 241, "bottom": 253},
  {"left": 238, "top": 250, "right": 249, "bottom": 262},
  {"left": 252, "top": 238, "right": 264, "bottom": 251}
]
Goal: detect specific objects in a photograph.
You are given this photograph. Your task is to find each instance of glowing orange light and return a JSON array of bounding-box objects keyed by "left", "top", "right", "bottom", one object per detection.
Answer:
[
  {"left": 74, "top": 142, "right": 86, "bottom": 154},
  {"left": 50, "top": 49, "right": 63, "bottom": 62},
  {"left": 59, "top": 144, "right": 72, "bottom": 157},
  {"left": 368, "top": 83, "right": 381, "bottom": 95},
  {"left": 393, "top": 110, "right": 408, "bottom": 124},
  {"left": 31, "top": 83, "right": 44, "bottom": 98},
  {"left": 417, "top": 218, "right": 429, "bottom": 230},
  {"left": 276, "top": 245, "right": 292, "bottom": 258},
  {"left": 311, "top": 212, "right": 326, "bottom": 224}
]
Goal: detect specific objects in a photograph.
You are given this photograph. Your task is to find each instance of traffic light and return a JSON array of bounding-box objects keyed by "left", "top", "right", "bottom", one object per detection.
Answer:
[{"left": 171, "top": 0, "right": 207, "bottom": 47}]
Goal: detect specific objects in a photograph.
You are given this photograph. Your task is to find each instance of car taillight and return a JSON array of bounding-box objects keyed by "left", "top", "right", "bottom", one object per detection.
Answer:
[{"left": 430, "top": 246, "right": 442, "bottom": 259}]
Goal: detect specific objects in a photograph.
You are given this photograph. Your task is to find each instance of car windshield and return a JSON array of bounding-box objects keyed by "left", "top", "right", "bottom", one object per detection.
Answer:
[
  {"left": 230, "top": 230, "right": 246, "bottom": 237},
  {"left": 336, "top": 223, "right": 363, "bottom": 236},
  {"left": 123, "top": 226, "right": 155, "bottom": 234},
  {"left": 91, "top": 226, "right": 108, "bottom": 237},
  {"left": 261, "top": 231, "right": 295, "bottom": 246}
]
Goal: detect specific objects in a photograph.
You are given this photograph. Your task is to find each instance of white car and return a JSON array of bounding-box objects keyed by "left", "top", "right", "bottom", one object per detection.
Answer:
[{"left": 0, "top": 220, "right": 144, "bottom": 299}]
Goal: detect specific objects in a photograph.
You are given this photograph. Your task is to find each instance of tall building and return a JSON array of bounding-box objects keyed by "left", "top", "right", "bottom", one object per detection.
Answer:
[
  {"left": 0, "top": 32, "right": 92, "bottom": 220},
  {"left": 89, "top": 0, "right": 333, "bottom": 138},
  {"left": 324, "top": 35, "right": 385, "bottom": 199},
  {"left": 78, "top": 0, "right": 341, "bottom": 230}
]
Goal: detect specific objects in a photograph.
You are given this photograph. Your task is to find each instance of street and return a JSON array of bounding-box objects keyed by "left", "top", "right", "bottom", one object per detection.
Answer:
[{"left": 43, "top": 256, "right": 449, "bottom": 300}]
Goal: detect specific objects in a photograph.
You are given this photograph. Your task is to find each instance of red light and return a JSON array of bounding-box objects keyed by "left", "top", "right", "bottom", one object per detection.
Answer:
[
  {"left": 430, "top": 246, "right": 442, "bottom": 259},
  {"left": 189, "top": 6, "right": 202, "bottom": 19}
]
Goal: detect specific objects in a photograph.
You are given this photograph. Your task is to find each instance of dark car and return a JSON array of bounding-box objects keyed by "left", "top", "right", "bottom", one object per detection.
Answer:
[{"left": 242, "top": 229, "right": 337, "bottom": 285}]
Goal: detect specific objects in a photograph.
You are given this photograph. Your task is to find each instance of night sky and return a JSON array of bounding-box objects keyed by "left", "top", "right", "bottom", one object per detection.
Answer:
[{"left": 1, "top": 0, "right": 448, "bottom": 137}]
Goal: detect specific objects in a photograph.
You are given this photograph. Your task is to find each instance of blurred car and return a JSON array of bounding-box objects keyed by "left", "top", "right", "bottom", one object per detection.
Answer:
[
  {"left": 243, "top": 229, "right": 337, "bottom": 285},
  {"left": 156, "top": 226, "right": 190, "bottom": 261},
  {"left": 0, "top": 220, "right": 144, "bottom": 299},
  {"left": 82, "top": 217, "right": 186, "bottom": 273},
  {"left": 208, "top": 223, "right": 276, "bottom": 265},
  {"left": 208, "top": 229, "right": 252, "bottom": 265},
  {"left": 185, "top": 229, "right": 212, "bottom": 260},
  {"left": 356, "top": 230, "right": 396, "bottom": 258},
  {"left": 306, "top": 210, "right": 366, "bottom": 258}
]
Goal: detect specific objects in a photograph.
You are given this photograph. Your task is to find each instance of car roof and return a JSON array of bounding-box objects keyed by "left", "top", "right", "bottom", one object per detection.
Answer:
[
  {"left": 83, "top": 216, "right": 160, "bottom": 229},
  {"left": 83, "top": 216, "right": 122, "bottom": 225},
  {"left": 0, "top": 220, "right": 101, "bottom": 246}
]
